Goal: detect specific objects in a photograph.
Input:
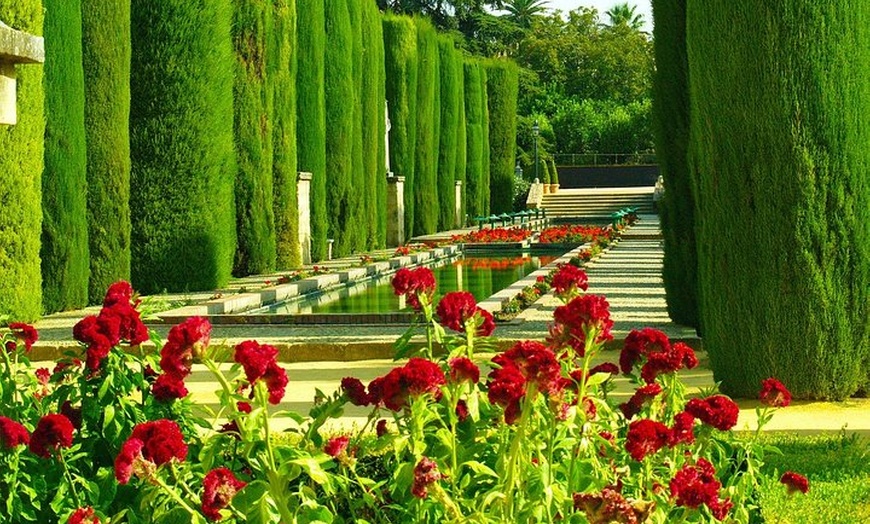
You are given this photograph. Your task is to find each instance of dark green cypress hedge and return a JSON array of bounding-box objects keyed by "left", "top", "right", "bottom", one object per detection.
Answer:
[
  {"left": 362, "top": 1, "right": 386, "bottom": 248},
  {"left": 485, "top": 59, "right": 519, "bottom": 215},
  {"left": 550, "top": 159, "right": 559, "bottom": 185},
  {"left": 41, "top": 0, "right": 89, "bottom": 313},
  {"left": 382, "top": 15, "right": 417, "bottom": 237},
  {"left": 348, "top": 0, "right": 366, "bottom": 252},
  {"left": 687, "top": 1, "right": 870, "bottom": 399},
  {"left": 130, "top": 0, "right": 236, "bottom": 293},
  {"left": 296, "top": 0, "right": 327, "bottom": 261},
  {"left": 272, "top": 0, "right": 300, "bottom": 269},
  {"left": 463, "top": 60, "right": 484, "bottom": 220},
  {"left": 0, "top": 2, "right": 44, "bottom": 321},
  {"left": 652, "top": 0, "right": 698, "bottom": 328},
  {"left": 233, "top": 0, "right": 276, "bottom": 276},
  {"left": 480, "top": 66, "right": 491, "bottom": 214},
  {"left": 81, "top": 0, "right": 132, "bottom": 303},
  {"left": 455, "top": 57, "right": 467, "bottom": 228},
  {"left": 437, "top": 37, "right": 459, "bottom": 231},
  {"left": 324, "top": 0, "right": 354, "bottom": 257},
  {"left": 413, "top": 17, "right": 439, "bottom": 236}
]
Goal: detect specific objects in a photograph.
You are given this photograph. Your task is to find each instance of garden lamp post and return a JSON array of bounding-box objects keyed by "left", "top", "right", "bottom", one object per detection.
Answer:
[
  {"left": 532, "top": 120, "right": 540, "bottom": 182},
  {"left": 515, "top": 162, "right": 523, "bottom": 180}
]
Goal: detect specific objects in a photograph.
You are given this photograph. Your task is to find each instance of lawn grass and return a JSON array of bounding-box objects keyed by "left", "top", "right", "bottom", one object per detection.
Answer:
[{"left": 758, "top": 432, "right": 870, "bottom": 523}]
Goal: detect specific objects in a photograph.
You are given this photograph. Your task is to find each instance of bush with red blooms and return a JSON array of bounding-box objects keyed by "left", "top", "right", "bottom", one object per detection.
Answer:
[
  {"left": 201, "top": 468, "right": 247, "bottom": 521},
  {"left": 538, "top": 224, "right": 617, "bottom": 245},
  {"left": 452, "top": 226, "right": 533, "bottom": 244}
]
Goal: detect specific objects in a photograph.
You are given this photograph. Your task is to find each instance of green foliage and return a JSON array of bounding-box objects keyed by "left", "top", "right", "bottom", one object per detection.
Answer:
[
  {"left": 480, "top": 66, "right": 491, "bottom": 214},
  {"left": 551, "top": 98, "right": 653, "bottom": 155},
  {"left": 437, "top": 37, "right": 459, "bottom": 230},
  {"left": 515, "top": 114, "right": 554, "bottom": 179},
  {"left": 687, "top": 1, "right": 870, "bottom": 398},
  {"left": 272, "top": 0, "right": 300, "bottom": 269},
  {"left": 382, "top": 14, "right": 418, "bottom": 238},
  {"left": 362, "top": 1, "right": 387, "bottom": 248},
  {"left": 42, "top": 0, "right": 89, "bottom": 313},
  {"left": 348, "top": 0, "right": 366, "bottom": 253},
  {"left": 324, "top": 0, "right": 354, "bottom": 257},
  {"left": 0, "top": 1, "right": 44, "bottom": 321},
  {"left": 652, "top": 0, "right": 698, "bottom": 328},
  {"left": 130, "top": 0, "right": 237, "bottom": 293},
  {"left": 296, "top": 0, "right": 327, "bottom": 261},
  {"left": 413, "top": 17, "right": 440, "bottom": 236},
  {"left": 233, "top": 0, "right": 276, "bottom": 276},
  {"left": 81, "top": 0, "right": 132, "bottom": 303},
  {"left": 549, "top": 158, "right": 558, "bottom": 184},
  {"left": 455, "top": 58, "right": 467, "bottom": 226},
  {"left": 463, "top": 60, "right": 485, "bottom": 220},
  {"left": 485, "top": 58, "right": 519, "bottom": 215}
]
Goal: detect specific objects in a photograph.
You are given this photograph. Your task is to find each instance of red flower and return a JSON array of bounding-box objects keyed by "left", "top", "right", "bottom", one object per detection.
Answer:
[
  {"left": 0, "top": 416, "right": 30, "bottom": 449},
  {"left": 475, "top": 308, "right": 496, "bottom": 337},
  {"left": 411, "top": 457, "right": 443, "bottom": 499},
  {"left": 8, "top": 322, "right": 38, "bottom": 351},
  {"left": 780, "top": 471, "right": 809, "bottom": 494},
  {"left": 685, "top": 395, "right": 739, "bottom": 431},
  {"left": 391, "top": 267, "right": 436, "bottom": 310},
  {"left": 67, "top": 507, "right": 100, "bottom": 524},
  {"left": 625, "top": 419, "right": 670, "bottom": 461},
  {"left": 436, "top": 292, "right": 478, "bottom": 332},
  {"left": 619, "top": 383, "right": 663, "bottom": 420},
  {"left": 590, "top": 362, "right": 619, "bottom": 376},
  {"left": 324, "top": 436, "right": 350, "bottom": 459},
  {"left": 487, "top": 364, "right": 526, "bottom": 424},
  {"left": 160, "top": 317, "right": 212, "bottom": 380},
  {"left": 550, "top": 294, "right": 613, "bottom": 355},
  {"left": 152, "top": 373, "right": 189, "bottom": 402},
  {"left": 99, "top": 302, "right": 149, "bottom": 346},
  {"left": 234, "top": 340, "right": 288, "bottom": 404},
  {"left": 493, "top": 341, "right": 562, "bottom": 394},
  {"left": 73, "top": 316, "right": 114, "bottom": 370},
  {"left": 551, "top": 264, "right": 588, "bottom": 299},
  {"left": 670, "top": 458, "right": 731, "bottom": 520},
  {"left": 760, "top": 377, "right": 792, "bottom": 408},
  {"left": 448, "top": 357, "right": 479, "bottom": 384},
  {"left": 573, "top": 488, "right": 641, "bottom": 524},
  {"left": 455, "top": 399, "right": 469, "bottom": 422},
  {"left": 60, "top": 401, "right": 82, "bottom": 430},
  {"left": 114, "top": 439, "right": 148, "bottom": 484},
  {"left": 262, "top": 362, "right": 288, "bottom": 404},
  {"left": 368, "top": 358, "right": 445, "bottom": 411},
  {"left": 669, "top": 411, "right": 696, "bottom": 447},
  {"left": 115, "top": 420, "right": 187, "bottom": 484},
  {"left": 619, "top": 328, "right": 671, "bottom": 375},
  {"left": 376, "top": 419, "right": 388, "bottom": 437},
  {"left": 103, "top": 281, "right": 137, "bottom": 308},
  {"left": 29, "top": 414, "right": 74, "bottom": 458},
  {"left": 341, "top": 377, "right": 371, "bottom": 406},
  {"left": 202, "top": 467, "right": 247, "bottom": 521}
]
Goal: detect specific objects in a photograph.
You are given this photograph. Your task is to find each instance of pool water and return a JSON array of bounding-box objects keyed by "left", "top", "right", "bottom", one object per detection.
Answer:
[{"left": 254, "top": 255, "right": 557, "bottom": 315}]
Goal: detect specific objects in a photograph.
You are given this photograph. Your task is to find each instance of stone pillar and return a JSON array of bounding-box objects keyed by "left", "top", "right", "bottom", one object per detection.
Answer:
[
  {"left": 387, "top": 173, "right": 405, "bottom": 247},
  {"left": 0, "top": 21, "right": 45, "bottom": 125},
  {"left": 297, "top": 172, "right": 312, "bottom": 264},
  {"left": 454, "top": 180, "right": 463, "bottom": 228}
]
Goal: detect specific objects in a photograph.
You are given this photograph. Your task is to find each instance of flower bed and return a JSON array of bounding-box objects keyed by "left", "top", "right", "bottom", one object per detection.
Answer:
[
  {"left": 0, "top": 279, "right": 808, "bottom": 523},
  {"left": 538, "top": 224, "right": 618, "bottom": 245},
  {"left": 452, "top": 226, "right": 533, "bottom": 244}
]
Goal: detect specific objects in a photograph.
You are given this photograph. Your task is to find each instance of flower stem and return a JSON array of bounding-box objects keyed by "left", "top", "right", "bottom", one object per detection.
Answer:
[
  {"left": 503, "top": 386, "right": 536, "bottom": 518},
  {"left": 153, "top": 475, "right": 199, "bottom": 517},
  {"left": 57, "top": 448, "right": 82, "bottom": 508}
]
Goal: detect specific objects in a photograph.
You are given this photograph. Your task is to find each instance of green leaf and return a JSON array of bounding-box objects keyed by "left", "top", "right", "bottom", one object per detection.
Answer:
[
  {"left": 290, "top": 457, "right": 331, "bottom": 485},
  {"left": 155, "top": 507, "right": 194, "bottom": 524},
  {"left": 102, "top": 405, "right": 116, "bottom": 432},
  {"left": 462, "top": 460, "right": 499, "bottom": 479}
]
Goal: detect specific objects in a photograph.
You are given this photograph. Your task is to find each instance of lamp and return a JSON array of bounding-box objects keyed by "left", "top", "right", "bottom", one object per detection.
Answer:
[{"left": 532, "top": 119, "right": 540, "bottom": 183}]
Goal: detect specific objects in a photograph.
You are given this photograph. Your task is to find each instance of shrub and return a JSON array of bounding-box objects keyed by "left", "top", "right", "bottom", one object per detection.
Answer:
[
  {"left": 437, "top": 37, "right": 460, "bottom": 231},
  {"left": 41, "top": 0, "right": 89, "bottom": 313},
  {"left": 455, "top": 61, "right": 467, "bottom": 226},
  {"left": 480, "top": 66, "right": 491, "bottom": 214},
  {"left": 81, "top": 0, "right": 132, "bottom": 303},
  {"left": 413, "top": 17, "right": 440, "bottom": 236},
  {"left": 348, "top": 0, "right": 366, "bottom": 253},
  {"left": 463, "top": 60, "right": 485, "bottom": 220},
  {"left": 362, "top": 1, "right": 387, "bottom": 248},
  {"left": 130, "top": 0, "right": 237, "bottom": 293},
  {"left": 0, "top": 2, "right": 44, "bottom": 321},
  {"left": 485, "top": 58, "right": 517, "bottom": 215}
]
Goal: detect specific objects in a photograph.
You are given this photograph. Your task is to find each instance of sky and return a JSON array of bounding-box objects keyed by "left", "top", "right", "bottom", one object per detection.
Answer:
[{"left": 544, "top": 0, "right": 653, "bottom": 31}]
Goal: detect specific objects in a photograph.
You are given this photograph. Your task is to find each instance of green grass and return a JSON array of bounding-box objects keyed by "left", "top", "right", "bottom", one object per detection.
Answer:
[{"left": 758, "top": 433, "right": 870, "bottom": 523}]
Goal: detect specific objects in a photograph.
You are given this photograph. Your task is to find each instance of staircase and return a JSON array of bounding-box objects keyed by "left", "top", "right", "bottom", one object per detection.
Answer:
[{"left": 541, "top": 186, "right": 655, "bottom": 219}]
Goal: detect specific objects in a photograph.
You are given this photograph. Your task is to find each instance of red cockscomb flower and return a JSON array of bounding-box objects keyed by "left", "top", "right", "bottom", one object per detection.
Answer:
[
  {"left": 411, "top": 457, "right": 443, "bottom": 499},
  {"left": 160, "top": 317, "right": 211, "bottom": 379},
  {"left": 573, "top": 488, "right": 640, "bottom": 524},
  {"left": 455, "top": 399, "right": 469, "bottom": 422},
  {"left": 669, "top": 411, "right": 696, "bottom": 447},
  {"left": 234, "top": 340, "right": 288, "bottom": 404},
  {"left": 341, "top": 377, "right": 371, "bottom": 406},
  {"left": 376, "top": 419, "right": 388, "bottom": 437},
  {"left": 115, "top": 420, "right": 187, "bottom": 484},
  {"left": 487, "top": 364, "right": 526, "bottom": 424},
  {"left": 67, "top": 507, "right": 100, "bottom": 524},
  {"left": 0, "top": 416, "right": 30, "bottom": 449},
  {"left": 152, "top": 373, "right": 189, "bottom": 402},
  {"left": 202, "top": 467, "right": 247, "bottom": 521},
  {"left": 60, "top": 401, "right": 82, "bottom": 430},
  {"left": 391, "top": 267, "right": 436, "bottom": 310},
  {"left": 625, "top": 419, "right": 670, "bottom": 461},
  {"left": 669, "top": 458, "right": 731, "bottom": 520},
  {"left": 8, "top": 322, "right": 38, "bottom": 351},
  {"left": 448, "top": 357, "right": 479, "bottom": 384},
  {"left": 551, "top": 264, "right": 588, "bottom": 301},
  {"left": 103, "top": 281, "right": 137, "bottom": 308},
  {"left": 436, "top": 291, "right": 478, "bottom": 332},
  {"left": 550, "top": 294, "right": 613, "bottom": 355},
  {"left": 780, "top": 471, "right": 809, "bottom": 494},
  {"left": 760, "top": 378, "right": 792, "bottom": 408},
  {"left": 590, "top": 362, "right": 619, "bottom": 376},
  {"left": 29, "top": 414, "right": 75, "bottom": 458},
  {"left": 324, "top": 436, "right": 350, "bottom": 459},
  {"left": 492, "top": 340, "right": 562, "bottom": 394},
  {"left": 620, "top": 328, "right": 670, "bottom": 375},
  {"left": 685, "top": 395, "right": 739, "bottom": 431},
  {"left": 368, "top": 358, "right": 445, "bottom": 411},
  {"left": 619, "top": 383, "right": 663, "bottom": 420},
  {"left": 476, "top": 308, "right": 496, "bottom": 337}
]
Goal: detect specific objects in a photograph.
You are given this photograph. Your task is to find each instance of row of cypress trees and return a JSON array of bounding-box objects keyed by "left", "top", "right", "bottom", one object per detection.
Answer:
[
  {"left": 653, "top": 1, "right": 869, "bottom": 399},
  {"left": 2, "top": 1, "right": 519, "bottom": 320}
]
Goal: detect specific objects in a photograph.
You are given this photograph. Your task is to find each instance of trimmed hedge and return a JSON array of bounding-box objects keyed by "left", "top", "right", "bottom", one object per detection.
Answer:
[
  {"left": 382, "top": 15, "right": 418, "bottom": 237},
  {"left": 549, "top": 158, "right": 558, "bottom": 185},
  {"left": 480, "top": 66, "right": 491, "bottom": 214},
  {"left": 463, "top": 60, "right": 484, "bottom": 220},
  {"left": 0, "top": 2, "right": 44, "bottom": 321},
  {"left": 413, "top": 17, "right": 440, "bottom": 236},
  {"left": 362, "top": 1, "right": 387, "bottom": 248},
  {"left": 81, "top": 0, "right": 132, "bottom": 304},
  {"left": 130, "top": 0, "right": 237, "bottom": 293},
  {"left": 272, "top": 0, "right": 300, "bottom": 269},
  {"left": 455, "top": 57, "right": 467, "bottom": 227},
  {"left": 437, "top": 37, "right": 459, "bottom": 231},
  {"left": 652, "top": 0, "right": 698, "bottom": 328},
  {"left": 324, "top": 0, "right": 354, "bottom": 257},
  {"left": 296, "top": 0, "right": 327, "bottom": 261},
  {"left": 348, "top": 0, "right": 366, "bottom": 252},
  {"left": 41, "top": 0, "right": 89, "bottom": 313},
  {"left": 485, "top": 59, "right": 518, "bottom": 215},
  {"left": 687, "top": 1, "right": 870, "bottom": 398},
  {"left": 232, "top": 0, "right": 276, "bottom": 276}
]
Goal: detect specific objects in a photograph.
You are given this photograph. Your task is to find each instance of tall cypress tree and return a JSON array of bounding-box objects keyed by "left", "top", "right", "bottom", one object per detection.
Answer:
[
  {"left": 687, "top": 1, "right": 870, "bottom": 399},
  {"left": 0, "top": 1, "right": 44, "bottom": 321},
  {"left": 130, "top": 0, "right": 237, "bottom": 293},
  {"left": 485, "top": 59, "right": 518, "bottom": 214},
  {"left": 233, "top": 0, "right": 276, "bottom": 276},
  {"left": 463, "top": 60, "right": 484, "bottom": 220},
  {"left": 42, "top": 0, "right": 89, "bottom": 312},
  {"left": 455, "top": 56, "right": 467, "bottom": 228},
  {"left": 296, "top": 0, "right": 327, "bottom": 261},
  {"left": 324, "top": 0, "right": 354, "bottom": 256},
  {"left": 480, "top": 66, "right": 491, "bottom": 214},
  {"left": 348, "top": 0, "right": 366, "bottom": 252},
  {"left": 382, "top": 15, "right": 417, "bottom": 237},
  {"left": 82, "top": 0, "right": 132, "bottom": 303},
  {"left": 362, "top": 1, "right": 386, "bottom": 248},
  {"left": 437, "top": 37, "right": 459, "bottom": 231},
  {"left": 272, "top": 0, "right": 300, "bottom": 269},
  {"left": 413, "top": 17, "right": 439, "bottom": 236},
  {"left": 652, "top": 0, "right": 698, "bottom": 328}
]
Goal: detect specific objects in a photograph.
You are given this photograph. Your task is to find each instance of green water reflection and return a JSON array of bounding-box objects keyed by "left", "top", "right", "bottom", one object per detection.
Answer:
[{"left": 260, "top": 255, "right": 557, "bottom": 314}]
